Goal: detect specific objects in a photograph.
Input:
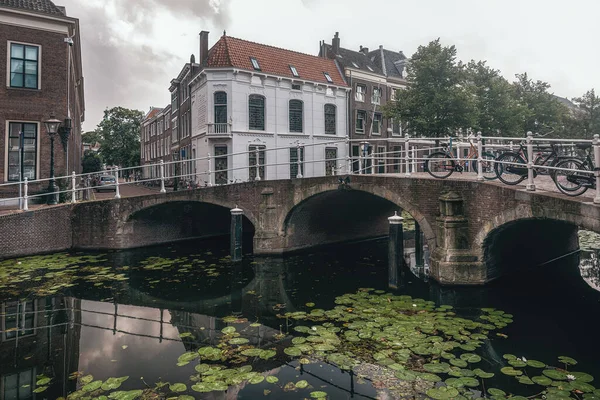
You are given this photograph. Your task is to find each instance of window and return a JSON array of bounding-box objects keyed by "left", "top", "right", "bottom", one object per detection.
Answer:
[
  {"left": 324, "top": 72, "right": 333, "bottom": 83},
  {"left": 356, "top": 110, "right": 366, "bottom": 134},
  {"left": 372, "top": 87, "right": 382, "bottom": 104},
  {"left": 9, "top": 43, "right": 39, "bottom": 89},
  {"left": 2, "top": 301, "right": 35, "bottom": 340},
  {"left": 391, "top": 89, "right": 397, "bottom": 101},
  {"left": 355, "top": 84, "right": 366, "bottom": 102},
  {"left": 290, "top": 65, "right": 299, "bottom": 77},
  {"left": 352, "top": 145, "right": 360, "bottom": 172},
  {"left": 325, "top": 147, "right": 337, "bottom": 176},
  {"left": 289, "top": 100, "right": 303, "bottom": 133},
  {"left": 214, "top": 91, "right": 227, "bottom": 124},
  {"left": 165, "top": 117, "right": 170, "bottom": 129},
  {"left": 250, "top": 57, "right": 261, "bottom": 70},
  {"left": 372, "top": 113, "right": 382, "bottom": 134},
  {"left": 171, "top": 118, "right": 178, "bottom": 142},
  {"left": 249, "top": 95, "right": 265, "bottom": 130},
  {"left": 215, "top": 145, "right": 228, "bottom": 185},
  {"left": 7, "top": 122, "right": 37, "bottom": 181},
  {"left": 292, "top": 83, "right": 301, "bottom": 91},
  {"left": 2, "top": 368, "right": 35, "bottom": 400},
  {"left": 324, "top": 104, "right": 336, "bottom": 135},
  {"left": 171, "top": 91, "right": 178, "bottom": 110},
  {"left": 391, "top": 118, "right": 401, "bottom": 136},
  {"left": 248, "top": 145, "right": 265, "bottom": 181},
  {"left": 290, "top": 146, "right": 304, "bottom": 178},
  {"left": 377, "top": 146, "right": 386, "bottom": 173}
]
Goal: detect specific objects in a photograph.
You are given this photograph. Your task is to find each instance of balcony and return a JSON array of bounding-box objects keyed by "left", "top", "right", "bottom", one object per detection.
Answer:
[{"left": 207, "top": 123, "right": 232, "bottom": 138}]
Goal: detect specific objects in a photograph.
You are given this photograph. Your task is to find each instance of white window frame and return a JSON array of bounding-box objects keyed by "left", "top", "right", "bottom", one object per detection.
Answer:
[
  {"left": 1, "top": 301, "right": 37, "bottom": 340},
  {"left": 391, "top": 118, "right": 402, "bottom": 136},
  {"left": 250, "top": 57, "right": 261, "bottom": 70},
  {"left": 323, "top": 72, "right": 333, "bottom": 83},
  {"left": 355, "top": 84, "right": 365, "bottom": 102},
  {"left": 4, "top": 120, "right": 40, "bottom": 182},
  {"left": 356, "top": 111, "right": 366, "bottom": 134},
  {"left": 6, "top": 41, "right": 42, "bottom": 90},
  {"left": 372, "top": 87, "right": 382, "bottom": 105},
  {"left": 372, "top": 113, "right": 382, "bottom": 135},
  {"left": 290, "top": 65, "right": 299, "bottom": 77}
]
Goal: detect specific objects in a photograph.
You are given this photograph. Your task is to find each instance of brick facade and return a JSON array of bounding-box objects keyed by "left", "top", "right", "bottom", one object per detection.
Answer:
[{"left": 0, "top": 5, "right": 84, "bottom": 198}]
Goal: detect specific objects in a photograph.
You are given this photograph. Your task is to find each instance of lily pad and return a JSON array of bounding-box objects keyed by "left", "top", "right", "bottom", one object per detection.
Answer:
[
  {"left": 532, "top": 376, "right": 553, "bottom": 386},
  {"left": 284, "top": 347, "right": 302, "bottom": 356},
  {"left": 527, "top": 360, "right": 546, "bottom": 368},
  {"left": 228, "top": 337, "right": 250, "bottom": 345},
  {"left": 423, "top": 363, "right": 451, "bottom": 373},
  {"left": 221, "top": 326, "right": 236, "bottom": 334},
  {"left": 460, "top": 353, "right": 481, "bottom": 363},
  {"left": 517, "top": 376, "right": 534, "bottom": 385},
  {"left": 295, "top": 380, "right": 309, "bottom": 389},
  {"left": 501, "top": 367, "right": 523, "bottom": 376},
  {"left": 310, "top": 391, "right": 328, "bottom": 398},
  {"left": 241, "top": 348, "right": 262, "bottom": 357},
  {"left": 101, "top": 376, "right": 129, "bottom": 391},
  {"left": 509, "top": 359, "right": 527, "bottom": 367},
  {"left": 488, "top": 388, "right": 506, "bottom": 396},
  {"left": 170, "top": 383, "right": 187, "bottom": 393},
  {"left": 266, "top": 376, "right": 279, "bottom": 384},
  {"left": 249, "top": 375, "right": 265, "bottom": 384},
  {"left": 572, "top": 381, "right": 596, "bottom": 393},
  {"left": 177, "top": 352, "right": 198, "bottom": 364},
  {"left": 33, "top": 386, "right": 49, "bottom": 393},
  {"left": 259, "top": 350, "right": 277, "bottom": 360},
  {"left": 459, "top": 377, "right": 480, "bottom": 387},
  {"left": 502, "top": 354, "right": 517, "bottom": 361},
  {"left": 419, "top": 373, "right": 442, "bottom": 382},
  {"left": 473, "top": 368, "right": 494, "bottom": 379},
  {"left": 80, "top": 375, "right": 94, "bottom": 385},
  {"left": 558, "top": 356, "right": 577, "bottom": 366},
  {"left": 427, "top": 387, "right": 460, "bottom": 399},
  {"left": 543, "top": 369, "right": 568, "bottom": 381},
  {"left": 572, "top": 372, "right": 594, "bottom": 383}
]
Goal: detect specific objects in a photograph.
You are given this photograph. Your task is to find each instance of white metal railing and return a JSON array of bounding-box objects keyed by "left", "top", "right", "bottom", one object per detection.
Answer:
[
  {"left": 1, "top": 132, "right": 599, "bottom": 210},
  {"left": 207, "top": 123, "right": 231, "bottom": 135}
]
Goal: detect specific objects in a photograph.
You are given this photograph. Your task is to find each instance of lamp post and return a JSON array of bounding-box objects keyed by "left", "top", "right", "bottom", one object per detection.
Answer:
[{"left": 44, "top": 116, "right": 62, "bottom": 205}]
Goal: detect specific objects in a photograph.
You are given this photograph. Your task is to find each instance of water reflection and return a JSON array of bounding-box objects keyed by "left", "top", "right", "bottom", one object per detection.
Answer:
[{"left": 579, "top": 250, "right": 600, "bottom": 291}]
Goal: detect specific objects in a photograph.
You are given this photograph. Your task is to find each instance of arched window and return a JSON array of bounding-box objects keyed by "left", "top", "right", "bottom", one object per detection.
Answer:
[
  {"left": 289, "top": 100, "right": 303, "bottom": 133},
  {"left": 324, "top": 104, "right": 336, "bottom": 135},
  {"left": 249, "top": 95, "right": 265, "bottom": 130},
  {"left": 214, "top": 92, "right": 227, "bottom": 124}
]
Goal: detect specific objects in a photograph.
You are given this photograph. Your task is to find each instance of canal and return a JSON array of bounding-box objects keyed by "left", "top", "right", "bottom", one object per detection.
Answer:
[{"left": 0, "top": 232, "right": 599, "bottom": 400}]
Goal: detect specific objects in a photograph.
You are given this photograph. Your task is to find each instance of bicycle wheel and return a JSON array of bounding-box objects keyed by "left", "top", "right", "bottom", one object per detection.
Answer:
[
  {"left": 494, "top": 152, "right": 527, "bottom": 185},
  {"left": 534, "top": 154, "right": 551, "bottom": 175},
  {"left": 425, "top": 152, "right": 455, "bottom": 179},
  {"left": 553, "top": 158, "right": 589, "bottom": 197},
  {"left": 471, "top": 152, "right": 498, "bottom": 180}
]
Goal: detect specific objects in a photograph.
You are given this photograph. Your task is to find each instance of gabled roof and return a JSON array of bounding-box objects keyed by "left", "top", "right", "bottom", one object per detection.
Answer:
[
  {"left": 144, "top": 107, "right": 163, "bottom": 122},
  {"left": 0, "top": 0, "right": 65, "bottom": 15},
  {"left": 320, "top": 43, "right": 384, "bottom": 76},
  {"left": 205, "top": 35, "right": 347, "bottom": 87},
  {"left": 368, "top": 47, "right": 408, "bottom": 80}
]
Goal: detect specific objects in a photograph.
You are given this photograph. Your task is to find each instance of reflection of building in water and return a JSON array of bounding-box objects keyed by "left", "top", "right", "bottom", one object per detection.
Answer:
[
  {"left": 579, "top": 251, "right": 600, "bottom": 291},
  {"left": 0, "top": 297, "right": 81, "bottom": 400}
]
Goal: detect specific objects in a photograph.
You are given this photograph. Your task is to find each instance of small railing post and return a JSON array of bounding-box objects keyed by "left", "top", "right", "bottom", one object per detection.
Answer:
[
  {"left": 526, "top": 131, "right": 536, "bottom": 191},
  {"left": 371, "top": 150, "right": 376, "bottom": 174},
  {"left": 476, "top": 132, "right": 484, "bottom": 181},
  {"left": 71, "top": 171, "right": 77, "bottom": 203},
  {"left": 358, "top": 152, "right": 363, "bottom": 175},
  {"left": 114, "top": 167, "right": 121, "bottom": 199},
  {"left": 388, "top": 211, "right": 404, "bottom": 289},
  {"left": 159, "top": 160, "right": 166, "bottom": 193},
  {"left": 296, "top": 143, "right": 303, "bottom": 179},
  {"left": 207, "top": 153, "right": 213, "bottom": 186},
  {"left": 255, "top": 148, "right": 261, "bottom": 181},
  {"left": 346, "top": 135, "right": 352, "bottom": 174},
  {"left": 594, "top": 134, "right": 600, "bottom": 204},
  {"left": 23, "top": 178, "right": 28, "bottom": 211},
  {"left": 404, "top": 133, "right": 411, "bottom": 177}
]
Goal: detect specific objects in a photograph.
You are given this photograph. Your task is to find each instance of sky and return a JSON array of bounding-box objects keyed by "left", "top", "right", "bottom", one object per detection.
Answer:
[{"left": 56, "top": 0, "right": 600, "bottom": 131}]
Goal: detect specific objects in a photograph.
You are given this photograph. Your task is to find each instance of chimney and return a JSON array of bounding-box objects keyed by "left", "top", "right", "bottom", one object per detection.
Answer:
[
  {"left": 360, "top": 46, "right": 369, "bottom": 55},
  {"left": 332, "top": 32, "right": 340, "bottom": 55},
  {"left": 199, "top": 31, "right": 209, "bottom": 64}
]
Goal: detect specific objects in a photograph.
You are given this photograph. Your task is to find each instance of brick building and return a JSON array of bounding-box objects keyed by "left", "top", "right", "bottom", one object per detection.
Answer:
[
  {"left": 319, "top": 33, "right": 407, "bottom": 173},
  {"left": 0, "top": 0, "right": 84, "bottom": 198},
  {"left": 140, "top": 106, "right": 173, "bottom": 181}
]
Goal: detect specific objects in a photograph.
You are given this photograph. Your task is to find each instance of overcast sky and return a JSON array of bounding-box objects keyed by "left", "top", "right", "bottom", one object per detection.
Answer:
[{"left": 57, "top": 0, "right": 600, "bottom": 131}]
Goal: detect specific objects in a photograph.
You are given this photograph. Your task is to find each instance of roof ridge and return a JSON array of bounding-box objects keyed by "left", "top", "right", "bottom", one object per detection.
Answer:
[
  {"left": 225, "top": 35, "right": 336, "bottom": 61},
  {"left": 0, "top": 0, "right": 65, "bottom": 15}
]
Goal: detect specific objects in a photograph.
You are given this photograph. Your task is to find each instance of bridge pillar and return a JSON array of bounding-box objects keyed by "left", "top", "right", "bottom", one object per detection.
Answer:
[{"left": 429, "top": 191, "right": 485, "bottom": 285}]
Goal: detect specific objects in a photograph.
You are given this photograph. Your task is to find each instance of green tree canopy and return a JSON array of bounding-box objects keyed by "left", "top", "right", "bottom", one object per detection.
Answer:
[
  {"left": 386, "top": 38, "right": 476, "bottom": 138},
  {"left": 95, "top": 107, "right": 144, "bottom": 168},
  {"left": 571, "top": 89, "right": 600, "bottom": 138},
  {"left": 81, "top": 150, "right": 103, "bottom": 173}
]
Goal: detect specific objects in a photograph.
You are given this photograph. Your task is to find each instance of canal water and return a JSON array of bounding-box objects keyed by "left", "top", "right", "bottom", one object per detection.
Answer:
[{"left": 1, "top": 234, "right": 599, "bottom": 400}]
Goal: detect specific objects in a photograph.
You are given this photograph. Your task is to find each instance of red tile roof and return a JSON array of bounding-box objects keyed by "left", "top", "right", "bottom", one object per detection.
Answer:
[
  {"left": 206, "top": 35, "right": 347, "bottom": 87},
  {"left": 144, "top": 107, "right": 163, "bottom": 121}
]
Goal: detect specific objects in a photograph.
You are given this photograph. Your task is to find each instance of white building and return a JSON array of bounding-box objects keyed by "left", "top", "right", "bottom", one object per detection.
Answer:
[{"left": 189, "top": 32, "right": 350, "bottom": 184}]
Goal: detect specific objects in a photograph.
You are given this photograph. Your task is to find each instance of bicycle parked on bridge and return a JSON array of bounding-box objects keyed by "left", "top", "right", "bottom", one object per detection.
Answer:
[
  {"left": 424, "top": 136, "right": 497, "bottom": 179},
  {"left": 552, "top": 143, "right": 597, "bottom": 196}
]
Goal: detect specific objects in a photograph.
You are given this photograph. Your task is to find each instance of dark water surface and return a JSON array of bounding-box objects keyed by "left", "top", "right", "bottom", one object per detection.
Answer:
[{"left": 1, "top": 236, "right": 599, "bottom": 399}]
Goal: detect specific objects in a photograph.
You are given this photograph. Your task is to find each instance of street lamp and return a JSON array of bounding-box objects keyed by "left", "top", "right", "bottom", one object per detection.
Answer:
[{"left": 44, "top": 116, "right": 62, "bottom": 205}]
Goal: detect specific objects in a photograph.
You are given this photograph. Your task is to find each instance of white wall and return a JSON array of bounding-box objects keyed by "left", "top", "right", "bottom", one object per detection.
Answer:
[{"left": 191, "top": 69, "right": 349, "bottom": 184}]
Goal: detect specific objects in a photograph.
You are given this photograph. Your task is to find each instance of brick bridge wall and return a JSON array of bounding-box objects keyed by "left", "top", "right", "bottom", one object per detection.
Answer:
[{"left": 1, "top": 175, "right": 599, "bottom": 285}]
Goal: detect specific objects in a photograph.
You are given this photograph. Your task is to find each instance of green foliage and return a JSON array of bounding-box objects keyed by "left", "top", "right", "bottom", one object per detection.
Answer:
[
  {"left": 571, "top": 89, "right": 600, "bottom": 138},
  {"left": 82, "top": 150, "right": 103, "bottom": 173},
  {"left": 94, "top": 107, "right": 144, "bottom": 168}
]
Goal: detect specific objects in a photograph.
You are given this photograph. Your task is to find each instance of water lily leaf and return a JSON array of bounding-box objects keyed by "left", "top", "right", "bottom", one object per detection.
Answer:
[
  {"left": 36, "top": 377, "right": 51, "bottom": 386},
  {"left": 249, "top": 375, "right": 265, "bottom": 384},
  {"left": 527, "top": 360, "right": 546, "bottom": 368},
  {"left": 419, "top": 373, "right": 442, "bottom": 382},
  {"left": 572, "top": 372, "right": 594, "bottom": 383},
  {"left": 509, "top": 359, "right": 527, "bottom": 367},
  {"left": 229, "top": 337, "right": 249, "bottom": 345},
  {"left": 445, "top": 378, "right": 465, "bottom": 388},
  {"left": 502, "top": 354, "right": 516, "bottom": 361},
  {"left": 460, "top": 353, "right": 481, "bottom": 363},
  {"left": 221, "top": 326, "right": 236, "bottom": 334},
  {"left": 284, "top": 347, "right": 302, "bottom": 357},
  {"left": 473, "top": 368, "right": 494, "bottom": 379},
  {"left": 306, "top": 302, "right": 315, "bottom": 307},
  {"left": 313, "top": 344, "right": 336, "bottom": 352},
  {"left": 108, "top": 390, "right": 143, "bottom": 399},
  {"left": 195, "top": 364, "right": 210, "bottom": 374},
  {"left": 450, "top": 358, "right": 468, "bottom": 368},
  {"left": 488, "top": 388, "right": 506, "bottom": 396},
  {"left": 517, "top": 376, "right": 534, "bottom": 385},
  {"left": 532, "top": 376, "right": 553, "bottom": 386},
  {"left": 501, "top": 367, "right": 523, "bottom": 376},
  {"left": 558, "top": 356, "right": 577, "bottom": 365},
  {"left": 177, "top": 352, "right": 198, "bottom": 364},
  {"left": 169, "top": 383, "right": 187, "bottom": 393},
  {"left": 241, "top": 348, "right": 262, "bottom": 357},
  {"left": 266, "top": 376, "right": 279, "bottom": 384},
  {"left": 427, "top": 387, "right": 460, "bottom": 399},
  {"left": 259, "top": 350, "right": 277, "bottom": 360},
  {"left": 310, "top": 391, "right": 328, "bottom": 398},
  {"left": 295, "top": 380, "right": 309, "bottom": 389},
  {"left": 80, "top": 375, "right": 94, "bottom": 385},
  {"left": 177, "top": 396, "right": 195, "bottom": 400},
  {"left": 292, "top": 337, "right": 307, "bottom": 345},
  {"left": 33, "top": 386, "right": 49, "bottom": 393},
  {"left": 543, "top": 369, "right": 568, "bottom": 380},
  {"left": 238, "top": 365, "right": 253, "bottom": 373},
  {"left": 395, "top": 370, "right": 418, "bottom": 381},
  {"left": 572, "top": 381, "right": 596, "bottom": 393},
  {"left": 459, "top": 377, "right": 480, "bottom": 387}
]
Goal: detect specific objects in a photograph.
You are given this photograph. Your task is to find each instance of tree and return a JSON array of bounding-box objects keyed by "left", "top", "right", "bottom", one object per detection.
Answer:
[
  {"left": 512, "top": 73, "right": 569, "bottom": 135},
  {"left": 463, "top": 61, "right": 524, "bottom": 136},
  {"left": 82, "top": 130, "right": 102, "bottom": 146},
  {"left": 571, "top": 89, "right": 600, "bottom": 138},
  {"left": 81, "top": 150, "right": 103, "bottom": 173},
  {"left": 386, "top": 38, "right": 476, "bottom": 138},
  {"left": 95, "top": 107, "right": 144, "bottom": 168}
]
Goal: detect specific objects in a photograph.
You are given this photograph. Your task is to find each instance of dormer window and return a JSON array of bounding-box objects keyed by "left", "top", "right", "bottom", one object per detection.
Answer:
[
  {"left": 323, "top": 72, "right": 333, "bottom": 83},
  {"left": 250, "top": 57, "right": 261, "bottom": 71},
  {"left": 290, "top": 65, "right": 299, "bottom": 77}
]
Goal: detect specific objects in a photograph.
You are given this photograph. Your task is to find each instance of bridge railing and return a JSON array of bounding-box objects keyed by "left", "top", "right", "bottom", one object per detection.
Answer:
[{"left": 1, "top": 132, "right": 599, "bottom": 210}]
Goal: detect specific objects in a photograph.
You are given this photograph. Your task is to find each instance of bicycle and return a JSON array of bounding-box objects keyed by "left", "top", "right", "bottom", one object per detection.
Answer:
[
  {"left": 552, "top": 143, "right": 596, "bottom": 196},
  {"left": 494, "top": 141, "right": 567, "bottom": 185},
  {"left": 424, "top": 136, "right": 497, "bottom": 179}
]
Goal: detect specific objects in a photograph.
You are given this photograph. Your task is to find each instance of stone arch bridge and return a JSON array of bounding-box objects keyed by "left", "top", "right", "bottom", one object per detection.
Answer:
[{"left": 1, "top": 175, "right": 597, "bottom": 285}]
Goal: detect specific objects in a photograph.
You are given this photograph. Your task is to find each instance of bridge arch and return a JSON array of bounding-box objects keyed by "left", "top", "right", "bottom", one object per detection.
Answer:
[{"left": 278, "top": 182, "right": 436, "bottom": 253}]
